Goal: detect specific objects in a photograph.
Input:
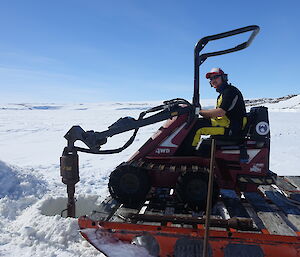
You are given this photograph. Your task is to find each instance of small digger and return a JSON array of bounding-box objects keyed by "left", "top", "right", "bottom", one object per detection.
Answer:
[{"left": 60, "top": 26, "right": 300, "bottom": 257}]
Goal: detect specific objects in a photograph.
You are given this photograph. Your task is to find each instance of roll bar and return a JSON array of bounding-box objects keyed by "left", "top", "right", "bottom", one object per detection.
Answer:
[{"left": 193, "top": 25, "right": 260, "bottom": 107}]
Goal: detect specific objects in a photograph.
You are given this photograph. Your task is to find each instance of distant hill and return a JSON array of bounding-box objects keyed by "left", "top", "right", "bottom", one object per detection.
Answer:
[
  {"left": 245, "top": 94, "right": 298, "bottom": 106},
  {"left": 0, "top": 94, "right": 299, "bottom": 111},
  {"left": 245, "top": 94, "right": 300, "bottom": 110}
]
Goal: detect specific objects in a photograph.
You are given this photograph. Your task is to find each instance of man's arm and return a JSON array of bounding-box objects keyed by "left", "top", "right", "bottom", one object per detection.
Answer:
[{"left": 199, "top": 107, "right": 226, "bottom": 118}]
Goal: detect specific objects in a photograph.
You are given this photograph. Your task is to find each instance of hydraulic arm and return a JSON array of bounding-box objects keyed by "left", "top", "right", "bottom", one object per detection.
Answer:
[
  {"left": 60, "top": 98, "right": 194, "bottom": 217},
  {"left": 63, "top": 98, "right": 194, "bottom": 155}
]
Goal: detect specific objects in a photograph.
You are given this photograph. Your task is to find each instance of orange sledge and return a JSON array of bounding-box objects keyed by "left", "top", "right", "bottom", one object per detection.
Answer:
[{"left": 77, "top": 180, "right": 300, "bottom": 257}]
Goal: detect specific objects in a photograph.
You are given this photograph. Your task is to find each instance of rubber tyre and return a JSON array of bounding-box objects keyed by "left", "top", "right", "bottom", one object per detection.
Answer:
[
  {"left": 175, "top": 169, "right": 219, "bottom": 211},
  {"left": 108, "top": 164, "right": 150, "bottom": 207}
]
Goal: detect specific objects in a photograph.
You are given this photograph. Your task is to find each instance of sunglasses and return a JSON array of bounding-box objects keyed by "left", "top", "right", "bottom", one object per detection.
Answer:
[{"left": 209, "top": 75, "right": 221, "bottom": 80}]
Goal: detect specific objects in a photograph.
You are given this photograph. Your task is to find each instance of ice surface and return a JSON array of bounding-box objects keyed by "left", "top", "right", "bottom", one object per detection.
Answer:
[{"left": 0, "top": 96, "right": 299, "bottom": 256}]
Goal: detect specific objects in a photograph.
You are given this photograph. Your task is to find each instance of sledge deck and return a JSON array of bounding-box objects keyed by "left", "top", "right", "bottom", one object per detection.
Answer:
[{"left": 78, "top": 176, "right": 300, "bottom": 257}]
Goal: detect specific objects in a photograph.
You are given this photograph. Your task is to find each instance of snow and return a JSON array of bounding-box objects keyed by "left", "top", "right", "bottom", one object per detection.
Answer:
[
  {"left": 81, "top": 228, "right": 153, "bottom": 257},
  {"left": 0, "top": 96, "right": 299, "bottom": 256}
]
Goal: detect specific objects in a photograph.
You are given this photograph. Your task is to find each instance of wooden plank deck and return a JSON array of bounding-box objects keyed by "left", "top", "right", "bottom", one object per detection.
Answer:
[
  {"left": 244, "top": 190, "right": 296, "bottom": 236},
  {"left": 259, "top": 185, "right": 300, "bottom": 234},
  {"left": 86, "top": 176, "right": 300, "bottom": 237}
]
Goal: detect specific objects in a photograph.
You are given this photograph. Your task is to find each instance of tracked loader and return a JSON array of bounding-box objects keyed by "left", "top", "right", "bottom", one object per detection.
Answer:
[{"left": 60, "top": 25, "right": 300, "bottom": 256}]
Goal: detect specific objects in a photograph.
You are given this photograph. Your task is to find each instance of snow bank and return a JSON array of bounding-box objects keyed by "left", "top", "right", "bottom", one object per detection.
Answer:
[
  {"left": 4, "top": 205, "right": 100, "bottom": 257},
  {"left": 0, "top": 161, "right": 46, "bottom": 200},
  {"left": 0, "top": 161, "right": 47, "bottom": 221},
  {"left": 0, "top": 161, "right": 101, "bottom": 256}
]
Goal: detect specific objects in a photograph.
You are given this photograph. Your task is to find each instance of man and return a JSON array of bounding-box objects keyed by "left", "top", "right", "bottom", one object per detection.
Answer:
[{"left": 192, "top": 67, "right": 246, "bottom": 147}]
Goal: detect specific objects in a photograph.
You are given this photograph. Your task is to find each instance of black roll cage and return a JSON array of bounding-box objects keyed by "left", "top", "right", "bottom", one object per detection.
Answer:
[{"left": 193, "top": 25, "right": 260, "bottom": 107}]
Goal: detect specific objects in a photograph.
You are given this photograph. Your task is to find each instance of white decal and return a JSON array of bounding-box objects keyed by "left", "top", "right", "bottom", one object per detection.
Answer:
[
  {"left": 222, "top": 149, "right": 260, "bottom": 163},
  {"left": 250, "top": 163, "right": 264, "bottom": 173},
  {"left": 256, "top": 122, "right": 270, "bottom": 136},
  {"left": 155, "top": 148, "right": 171, "bottom": 154},
  {"left": 160, "top": 123, "right": 186, "bottom": 147},
  {"left": 247, "top": 149, "right": 261, "bottom": 162}
]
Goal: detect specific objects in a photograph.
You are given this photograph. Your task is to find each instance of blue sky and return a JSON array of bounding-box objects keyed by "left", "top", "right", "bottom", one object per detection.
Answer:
[{"left": 0, "top": 0, "right": 299, "bottom": 103}]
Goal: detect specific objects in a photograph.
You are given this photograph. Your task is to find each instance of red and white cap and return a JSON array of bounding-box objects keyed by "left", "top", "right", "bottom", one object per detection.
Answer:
[{"left": 205, "top": 67, "right": 225, "bottom": 79}]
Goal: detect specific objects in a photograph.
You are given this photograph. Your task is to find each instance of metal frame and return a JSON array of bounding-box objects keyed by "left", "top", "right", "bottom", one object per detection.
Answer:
[{"left": 193, "top": 25, "right": 260, "bottom": 107}]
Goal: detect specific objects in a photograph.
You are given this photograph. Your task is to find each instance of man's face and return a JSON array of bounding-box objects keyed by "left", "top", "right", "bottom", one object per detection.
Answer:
[{"left": 209, "top": 75, "right": 223, "bottom": 90}]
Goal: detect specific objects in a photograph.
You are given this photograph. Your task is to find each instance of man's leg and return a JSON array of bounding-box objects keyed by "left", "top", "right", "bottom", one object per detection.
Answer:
[{"left": 192, "top": 121, "right": 226, "bottom": 147}]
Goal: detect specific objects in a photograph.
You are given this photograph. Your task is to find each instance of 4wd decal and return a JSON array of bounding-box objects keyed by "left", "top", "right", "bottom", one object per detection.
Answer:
[{"left": 155, "top": 148, "right": 171, "bottom": 154}]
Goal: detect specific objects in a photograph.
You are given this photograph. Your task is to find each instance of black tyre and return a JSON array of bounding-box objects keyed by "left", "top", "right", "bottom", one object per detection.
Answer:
[
  {"left": 175, "top": 169, "right": 219, "bottom": 211},
  {"left": 108, "top": 164, "right": 150, "bottom": 207}
]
